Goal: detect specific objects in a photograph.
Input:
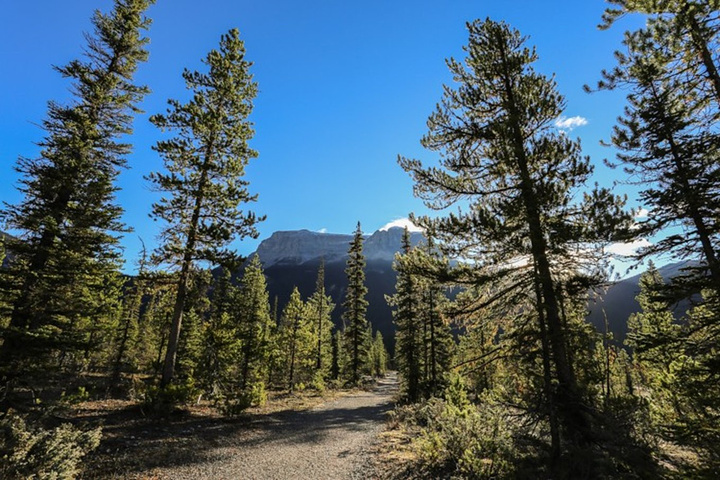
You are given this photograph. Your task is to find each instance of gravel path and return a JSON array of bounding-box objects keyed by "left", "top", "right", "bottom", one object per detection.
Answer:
[{"left": 160, "top": 372, "right": 398, "bottom": 480}]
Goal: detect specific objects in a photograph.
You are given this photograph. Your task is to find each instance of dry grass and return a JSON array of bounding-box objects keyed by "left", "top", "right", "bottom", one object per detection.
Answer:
[{"left": 364, "top": 414, "right": 420, "bottom": 479}]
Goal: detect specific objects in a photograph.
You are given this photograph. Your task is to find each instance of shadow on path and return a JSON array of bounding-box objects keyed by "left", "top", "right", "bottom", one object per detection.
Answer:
[{"left": 83, "top": 372, "right": 398, "bottom": 478}]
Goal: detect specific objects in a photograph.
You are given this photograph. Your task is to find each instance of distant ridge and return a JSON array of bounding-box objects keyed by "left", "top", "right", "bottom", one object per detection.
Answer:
[
  {"left": 586, "top": 261, "right": 696, "bottom": 342},
  {"left": 247, "top": 227, "right": 424, "bottom": 354},
  {"left": 252, "top": 228, "right": 698, "bottom": 349}
]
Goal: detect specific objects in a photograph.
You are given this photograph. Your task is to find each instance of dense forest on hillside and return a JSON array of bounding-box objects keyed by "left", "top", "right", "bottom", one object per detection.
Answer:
[{"left": 1, "top": 1, "right": 720, "bottom": 478}]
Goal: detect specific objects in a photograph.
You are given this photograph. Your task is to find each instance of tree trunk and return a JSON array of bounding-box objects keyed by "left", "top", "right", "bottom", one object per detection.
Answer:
[
  {"left": 497, "top": 37, "right": 591, "bottom": 446},
  {"left": 316, "top": 294, "right": 323, "bottom": 371},
  {"left": 651, "top": 81, "right": 720, "bottom": 292},
  {"left": 429, "top": 289, "right": 437, "bottom": 392},
  {"left": 533, "top": 264, "right": 561, "bottom": 474},
  {"left": 159, "top": 148, "right": 211, "bottom": 387},
  {"left": 161, "top": 265, "right": 190, "bottom": 388},
  {"left": 684, "top": 8, "right": 720, "bottom": 107}
]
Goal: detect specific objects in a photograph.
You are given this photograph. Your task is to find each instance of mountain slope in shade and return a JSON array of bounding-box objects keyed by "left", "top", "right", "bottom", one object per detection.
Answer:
[
  {"left": 253, "top": 229, "right": 699, "bottom": 353},
  {"left": 250, "top": 227, "right": 424, "bottom": 355},
  {"left": 586, "top": 261, "right": 696, "bottom": 342}
]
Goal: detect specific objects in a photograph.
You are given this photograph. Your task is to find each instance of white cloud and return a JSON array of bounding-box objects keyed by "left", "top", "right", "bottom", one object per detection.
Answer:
[
  {"left": 379, "top": 218, "right": 423, "bottom": 232},
  {"left": 635, "top": 208, "right": 650, "bottom": 219},
  {"left": 317, "top": 228, "right": 327, "bottom": 234},
  {"left": 606, "top": 238, "right": 652, "bottom": 257},
  {"left": 554, "top": 116, "right": 588, "bottom": 131}
]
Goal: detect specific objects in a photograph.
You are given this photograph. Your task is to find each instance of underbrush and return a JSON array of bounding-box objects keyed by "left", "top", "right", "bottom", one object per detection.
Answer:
[
  {"left": 389, "top": 377, "right": 530, "bottom": 479},
  {"left": 0, "top": 410, "right": 102, "bottom": 480},
  {"left": 388, "top": 380, "right": 667, "bottom": 479}
]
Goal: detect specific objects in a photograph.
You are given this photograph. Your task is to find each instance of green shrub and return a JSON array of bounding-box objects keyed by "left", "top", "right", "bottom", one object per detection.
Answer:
[
  {"left": 143, "top": 380, "right": 199, "bottom": 414},
  {"left": 60, "top": 386, "right": 90, "bottom": 405},
  {"left": 222, "top": 381, "right": 267, "bottom": 415},
  {"left": 0, "top": 411, "right": 102, "bottom": 480},
  {"left": 415, "top": 398, "right": 514, "bottom": 479},
  {"left": 396, "top": 379, "right": 516, "bottom": 479},
  {"left": 311, "top": 371, "right": 326, "bottom": 394}
]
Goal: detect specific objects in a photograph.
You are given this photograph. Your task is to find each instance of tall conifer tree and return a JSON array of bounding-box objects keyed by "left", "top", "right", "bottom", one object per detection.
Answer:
[
  {"left": 236, "top": 255, "right": 272, "bottom": 405},
  {"left": 308, "top": 260, "right": 335, "bottom": 379},
  {"left": 388, "top": 228, "right": 422, "bottom": 401},
  {"left": 147, "top": 28, "right": 264, "bottom": 387},
  {"left": 596, "top": 24, "right": 720, "bottom": 296},
  {"left": 598, "top": 9, "right": 720, "bottom": 469},
  {"left": 399, "top": 19, "right": 631, "bottom": 469},
  {"left": 342, "top": 222, "right": 370, "bottom": 384},
  {"left": 0, "top": 0, "right": 153, "bottom": 384},
  {"left": 278, "top": 287, "right": 313, "bottom": 392}
]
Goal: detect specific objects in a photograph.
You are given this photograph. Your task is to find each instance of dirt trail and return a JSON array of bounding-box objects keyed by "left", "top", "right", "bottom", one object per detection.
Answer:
[{"left": 157, "top": 372, "right": 398, "bottom": 480}]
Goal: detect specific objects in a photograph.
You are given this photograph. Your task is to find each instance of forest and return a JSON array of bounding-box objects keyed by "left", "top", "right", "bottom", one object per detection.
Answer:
[{"left": 1, "top": 0, "right": 720, "bottom": 479}]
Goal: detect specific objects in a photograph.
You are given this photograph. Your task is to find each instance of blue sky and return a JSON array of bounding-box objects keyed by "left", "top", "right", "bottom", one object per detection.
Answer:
[{"left": 0, "top": 1, "right": 644, "bottom": 274}]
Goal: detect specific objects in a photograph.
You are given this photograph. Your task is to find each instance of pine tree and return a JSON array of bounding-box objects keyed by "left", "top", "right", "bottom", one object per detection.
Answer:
[
  {"left": 399, "top": 19, "right": 631, "bottom": 469},
  {"left": 418, "top": 273, "right": 453, "bottom": 397},
  {"left": 147, "top": 28, "right": 264, "bottom": 387},
  {"left": 129, "top": 276, "right": 174, "bottom": 377},
  {"left": 673, "top": 292, "right": 720, "bottom": 470},
  {"left": 600, "top": 0, "right": 720, "bottom": 118},
  {"left": 596, "top": 26, "right": 720, "bottom": 297},
  {"left": 626, "top": 264, "right": 678, "bottom": 372},
  {"left": 110, "top": 240, "right": 150, "bottom": 389},
  {"left": 278, "top": 287, "right": 314, "bottom": 392},
  {"left": 307, "top": 261, "right": 335, "bottom": 382},
  {"left": 387, "top": 227, "right": 423, "bottom": 401},
  {"left": 369, "top": 330, "right": 388, "bottom": 377},
  {"left": 342, "top": 222, "right": 371, "bottom": 385},
  {"left": 330, "top": 330, "right": 343, "bottom": 381},
  {"left": 598, "top": 8, "right": 720, "bottom": 469},
  {"left": 0, "top": 0, "right": 153, "bottom": 390},
  {"left": 175, "top": 269, "right": 211, "bottom": 388},
  {"left": 235, "top": 255, "right": 272, "bottom": 406},
  {"left": 197, "top": 267, "right": 241, "bottom": 400}
]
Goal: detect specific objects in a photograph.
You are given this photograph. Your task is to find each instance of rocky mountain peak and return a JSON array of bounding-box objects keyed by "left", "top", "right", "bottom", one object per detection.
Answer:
[{"left": 253, "top": 226, "right": 424, "bottom": 267}]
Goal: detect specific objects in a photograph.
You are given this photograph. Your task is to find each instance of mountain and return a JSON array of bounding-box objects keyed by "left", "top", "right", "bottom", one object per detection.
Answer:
[
  {"left": 250, "top": 227, "right": 424, "bottom": 355},
  {"left": 586, "top": 261, "right": 696, "bottom": 342},
  {"left": 253, "top": 227, "right": 700, "bottom": 352}
]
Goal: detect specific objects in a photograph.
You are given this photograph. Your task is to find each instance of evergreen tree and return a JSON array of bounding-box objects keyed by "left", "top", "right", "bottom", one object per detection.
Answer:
[
  {"left": 399, "top": 19, "right": 631, "bottom": 470},
  {"left": 0, "top": 0, "right": 153, "bottom": 390},
  {"left": 596, "top": 24, "right": 720, "bottom": 297},
  {"left": 278, "top": 288, "right": 313, "bottom": 392},
  {"left": 369, "top": 330, "right": 388, "bottom": 377},
  {"left": 600, "top": 0, "right": 720, "bottom": 118},
  {"left": 197, "top": 267, "right": 241, "bottom": 400},
  {"left": 330, "top": 330, "right": 343, "bottom": 381},
  {"left": 147, "top": 28, "right": 264, "bottom": 387},
  {"left": 307, "top": 261, "right": 335, "bottom": 382},
  {"left": 387, "top": 227, "right": 423, "bottom": 401},
  {"left": 134, "top": 273, "right": 176, "bottom": 377},
  {"left": 625, "top": 264, "right": 679, "bottom": 376},
  {"left": 110, "top": 240, "right": 150, "bottom": 389},
  {"left": 418, "top": 273, "right": 453, "bottom": 397},
  {"left": 342, "top": 222, "right": 371, "bottom": 385},
  {"left": 598, "top": 7, "right": 720, "bottom": 470},
  {"left": 673, "top": 293, "right": 720, "bottom": 471},
  {"left": 175, "top": 269, "right": 211, "bottom": 388},
  {"left": 626, "top": 264, "right": 720, "bottom": 472},
  {"left": 235, "top": 255, "right": 272, "bottom": 406}
]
